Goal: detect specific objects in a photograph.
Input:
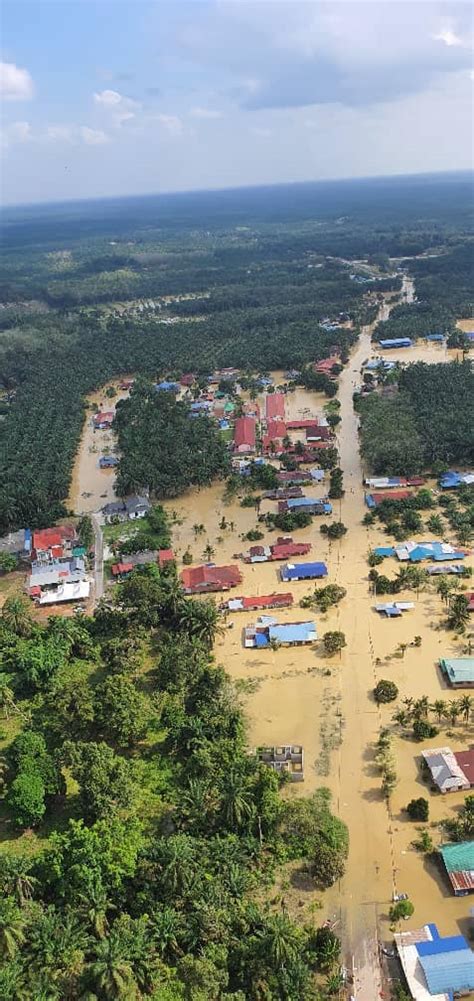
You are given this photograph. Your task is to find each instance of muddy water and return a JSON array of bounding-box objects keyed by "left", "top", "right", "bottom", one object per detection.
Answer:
[
  {"left": 67, "top": 288, "right": 473, "bottom": 987},
  {"left": 67, "top": 381, "right": 131, "bottom": 514}
]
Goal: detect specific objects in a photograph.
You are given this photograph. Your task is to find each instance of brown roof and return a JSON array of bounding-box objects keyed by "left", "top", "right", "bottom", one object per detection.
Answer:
[
  {"left": 234, "top": 417, "right": 256, "bottom": 448},
  {"left": 454, "top": 750, "right": 474, "bottom": 785},
  {"left": 181, "top": 564, "right": 242, "bottom": 591}
]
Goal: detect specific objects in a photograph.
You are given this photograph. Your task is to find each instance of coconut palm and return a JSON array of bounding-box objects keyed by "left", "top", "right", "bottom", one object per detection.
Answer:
[
  {"left": 150, "top": 906, "right": 183, "bottom": 960},
  {"left": 177, "top": 598, "right": 223, "bottom": 648},
  {"left": 78, "top": 879, "right": 116, "bottom": 939},
  {"left": 0, "top": 856, "right": 38, "bottom": 907},
  {"left": 392, "top": 708, "right": 410, "bottom": 729},
  {"left": 202, "top": 542, "right": 215, "bottom": 562},
  {"left": 446, "top": 701, "right": 461, "bottom": 727},
  {"left": 431, "top": 699, "right": 447, "bottom": 724},
  {"left": 86, "top": 934, "right": 136, "bottom": 1000},
  {"left": 447, "top": 594, "right": 470, "bottom": 633},
  {"left": 459, "top": 694, "right": 473, "bottom": 723},
  {"left": 413, "top": 696, "right": 430, "bottom": 720}
]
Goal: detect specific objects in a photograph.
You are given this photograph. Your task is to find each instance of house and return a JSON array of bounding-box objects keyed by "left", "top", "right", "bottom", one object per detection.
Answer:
[
  {"left": 241, "top": 538, "right": 312, "bottom": 564},
  {"left": 93, "top": 410, "right": 114, "bottom": 429},
  {"left": 0, "top": 528, "right": 31, "bottom": 559},
  {"left": 306, "top": 424, "right": 331, "bottom": 442},
  {"left": 421, "top": 747, "right": 472, "bottom": 793},
  {"left": 440, "top": 842, "right": 474, "bottom": 895},
  {"left": 265, "top": 393, "right": 285, "bottom": 420},
  {"left": 286, "top": 419, "right": 322, "bottom": 430},
  {"left": 278, "top": 497, "right": 332, "bottom": 515},
  {"left": 125, "top": 496, "right": 150, "bottom": 520},
  {"left": 102, "top": 496, "right": 151, "bottom": 523},
  {"left": 266, "top": 419, "right": 287, "bottom": 440},
  {"left": 244, "top": 617, "right": 317, "bottom": 648},
  {"left": 440, "top": 658, "right": 474, "bottom": 688},
  {"left": 363, "top": 358, "right": 396, "bottom": 372},
  {"left": 264, "top": 487, "right": 304, "bottom": 500},
  {"left": 36, "top": 580, "right": 91, "bottom": 605},
  {"left": 365, "top": 489, "right": 412, "bottom": 509},
  {"left": 394, "top": 540, "right": 466, "bottom": 563},
  {"left": 256, "top": 744, "right": 304, "bottom": 781},
  {"left": 180, "top": 373, "right": 196, "bottom": 387},
  {"left": 190, "top": 400, "right": 213, "bottom": 414},
  {"left": 364, "top": 476, "right": 426, "bottom": 489},
  {"left": 118, "top": 550, "right": 158, "bottom": 569},
  {"left": 314, "top": 357, "right": 340, "bottom": 375},
  {"left": 28, "top": 557, "right": 86, "bottom": 592},
  {"left": 32, "top": 525, "right": 76, "bottom": 563},
  {"left": 99, "top": 456, "right": 119, "bottom": 468},
  {"left": 111, "top": 562, "right": 134, "bottom": 579},
  {"left": 394, "top": 923, "right": 474, "bottom": 1000},
  {"left": 233, "top": 417, "right": 256, "bottom": 454},
  {"left": 281, "top": 562, "right": 328, "bottom": 582},
  {"left": 425, "top": 333, "right": 445, "bottom": 342},
  {"left": 119, "top": 379, "right": 134, "bottom": 390},
  {"left": 427, "top": 564, "right": 467, "bottom": 576},
  {"left": 277, "top": 470, "right": 313, "bottom": 485},
  {"left": 181, "top": 564, "right": 242, "bottom": 594},
  {"left": 439, "top": 470, "right": 474, "bottom": 489},
  {"left": 374, "top": 601, "right": 415, "bottom": 617},
  {"left": 158, "top": 548, "right": 175, "bottom": 567},
  {"left": 379, "top": 337, "right": 412, "bottom": 348},
  {"left": 220, "top": 593, "right": 294, "bottom": 613},
  {"left": 154, "top": 380, "right": 180, "bottom": 393}
]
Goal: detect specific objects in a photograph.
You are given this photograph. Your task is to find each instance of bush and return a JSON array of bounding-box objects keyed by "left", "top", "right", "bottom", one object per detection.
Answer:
[
  {"left": 6, "top": 771, "right": 46, "bottom": 827},
  {"left": 406, "top": 797, "right": 429, "bottom": 821},
  {"left": 374, "top": 680, "right": 399, "bottom": 704},
  {"left": 322, "top": 631, "right": 346, "bottom": 655},
  {"left": 244, "top": 529, "right": 264, "bottom": 542},
  {"left": 413, "top": 719, "right": 438, "bottom": 742}
]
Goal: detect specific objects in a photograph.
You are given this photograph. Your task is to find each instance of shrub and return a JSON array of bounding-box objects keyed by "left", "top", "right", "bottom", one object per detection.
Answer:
[
  {"left": 413, "top": 719, "right": 438, "bottom": 742},
  {"left": 374, "top": 680, "right": 399, "bottom": 704},
  {"left": 406, "top": 797, "right": 429, "bottom": 821},
  {"left": 322, "top": 631, "right": 346, "bottom": 655},
  {"left": 389, "top": 900, "right": 414, "bottom": 922}
]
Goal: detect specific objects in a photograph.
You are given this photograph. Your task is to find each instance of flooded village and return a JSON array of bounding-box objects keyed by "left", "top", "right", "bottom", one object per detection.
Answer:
[{"left": 2, "top": 269, "right": 473, "bottom": 1001}]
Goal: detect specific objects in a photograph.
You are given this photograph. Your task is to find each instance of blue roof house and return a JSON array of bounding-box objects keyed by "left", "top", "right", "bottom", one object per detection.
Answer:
[
  {"left": 281, "top": 562, "right": 328, "bottom": 582},
  {"left": 154, "top": 381, "right": 180, "bottom": 393},
  {"left": 395, "top": 922, "right": 474, "bottom": 999},
  {"left": 379, "top": 337, "right": 412, "bottom": 348}
]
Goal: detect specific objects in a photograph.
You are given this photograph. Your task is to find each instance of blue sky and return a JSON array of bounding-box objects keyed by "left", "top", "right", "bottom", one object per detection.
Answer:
[{"left": 1, "top": 0, "right": 473, "bottom": 205}]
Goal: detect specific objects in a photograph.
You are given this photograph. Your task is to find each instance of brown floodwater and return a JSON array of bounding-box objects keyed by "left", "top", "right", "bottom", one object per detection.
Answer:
[{"left": 67, "top": 289, "right": 473, "bottom": 994}]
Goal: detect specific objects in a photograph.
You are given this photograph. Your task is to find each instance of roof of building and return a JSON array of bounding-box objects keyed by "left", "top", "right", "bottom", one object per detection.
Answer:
[
  {"left": 266, "top": 419, "right": 287, "bottom": 439},
  {"left": 0, "top": 529, "right": 29, "bottom": 555},
  {"left": 124, "top": 495, "right": 150, "bottom": 513},
  {"left": 269, "top": 621, "right": 317, "bottom": 644},
  {"left": 234, "top": 416, "right": 256, "bottom": 448},
  {"left": 181, "top": 564, "right": 242, "bottom": 590},
  {"left": 94, "top": 410, "right": 114, "bottom": 423},
  {"left": 281, "top": 562, "right": 328, "bottom": 580},
  {"left": 271, "top": 542, "right": 312, "bottom": 560},
  {"left": 440, "top": 658, "right": 474, "bottom": 685},
  {"left": 395, "top": 923, "right": 474, "bottom": 1001},
  {"left": 111, "top": 562, "right": 134, "bottom": 576},
  {"left": 379, "top": 337, "right": 412, "bottom": 347},
  {"left": 422, "top": 747, "right": 470, "bottom": 791},
  {"left": 453, "top": 749, "right": 474, "bottom": 783},
  {"left": 265, "top": 393, "right": 285, "bottom": 419},
  {"left": 286, "top": 418, "right": 321, "bottom": 429},
  {"left": 225, "top": 593, "right": 294, "bottom": 611},
  {"left": 440, "top": 841, "right": 474, "bottom": 893},
  {"left": 158, "top": 548, "right": 175, "bottom": 566}
]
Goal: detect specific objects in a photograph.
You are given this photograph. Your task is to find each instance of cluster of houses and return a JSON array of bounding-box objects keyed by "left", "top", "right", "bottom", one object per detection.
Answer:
[
  {"left": 372, "top": 540, "right": 468, "bottom": 564},
  {"left": 27, "top": 525, "right": 91, "bottom": 606},
  {"left": 232, "top": 391, "right": 335, "bottom": 459},
  {"left": 394, "top": 922, "right": 474, "bottom": 999}
]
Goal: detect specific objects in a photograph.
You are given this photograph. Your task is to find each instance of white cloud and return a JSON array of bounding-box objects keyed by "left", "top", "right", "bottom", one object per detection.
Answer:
[
  {"left": 80, "top": 126, "right": 109, "bottom": 145},
  {"left": 190, "top": 106, "right": 223, "bottom": 119},
  {"left": 9, "top": 121, "right": 32, "bottom": 141},
  {"left": 156, "top": 113, "right": 183, "bottom": 136},
  {"left": 47, "top": 125, "right": 75, "bottom": 142},
  {"left": 94, "top": 88, "right": 140, "bottom": 125},
  {"left": 251, "top": 126, "right": 272, "bottom": 138},
  {"left": 433, "top": 28, "right": 463, "bottom": 48},
  {"left": 0, "top": 61, "right": 34, "bottom": 100}
]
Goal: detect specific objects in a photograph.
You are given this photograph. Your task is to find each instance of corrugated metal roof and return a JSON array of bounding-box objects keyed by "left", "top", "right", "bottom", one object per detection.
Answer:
[
  {"left": 440, "top": 842, "right": 474, "bottom": 873},
  {"left": 419, "top": 948, "right": 474, "bottom": 994}
]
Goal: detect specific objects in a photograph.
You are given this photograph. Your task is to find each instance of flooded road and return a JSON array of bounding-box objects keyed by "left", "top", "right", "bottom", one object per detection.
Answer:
[{"left": 66, "top": 279, "right": 473, "bottom": 992}]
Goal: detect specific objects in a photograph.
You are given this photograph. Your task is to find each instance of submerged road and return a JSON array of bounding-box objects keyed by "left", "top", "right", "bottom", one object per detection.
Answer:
[
  {"left": 331, "top": 279, "right": 414, "bottom": 999},
  {"left": 91, "top": 512, "right": 104, "bottom": 603}
]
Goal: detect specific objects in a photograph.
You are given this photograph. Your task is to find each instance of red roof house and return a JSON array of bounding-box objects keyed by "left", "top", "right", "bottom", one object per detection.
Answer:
[
  {"left": 32, "top": 525, "right": 76, "bottom": 561},
  {"left": 234, "top": 417, "right": 256, "bottom": 453},
  {"left": 314, "top": 357, "right": 340, "bottom": 376},
  {"left": 305, "top": 425, "right": 332, "bottom": 442},
  {"left": 370, "top": 489, "right": 412, "bottom": 506},
  {"left": 286, "top": 419, "right": 321, "bottom": 430},
  {"left": 158, "top": 549, "right": 175, "bottom": 567},
  {"left": 267, "top": 419, "right": 287, "bottom": 439},
  {"left": 265, "top": 394, "right": 285, "bottom": 420},
  {"left": 111, "top": 562, "right": 134, "bottom": 577},
  {"left": 454, "top": 750, "right": 474, "bottom": 786},
  {"left": 270, "top": 541, "right": 312, "bottom": 560},
  {"left": 93, "top": 410, "right": 115, "bottom": 428},
  {"left": 181, "top": 564, "right": 243, "bottom": 594}
]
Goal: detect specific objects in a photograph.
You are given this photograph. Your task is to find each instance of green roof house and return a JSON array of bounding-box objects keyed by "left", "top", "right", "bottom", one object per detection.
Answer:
[
  {"left": 439, "top": 657, "right": 474, "bottom": 688},
  {"left": 440, "top": 842, "right": 474, "bottom": 895}
]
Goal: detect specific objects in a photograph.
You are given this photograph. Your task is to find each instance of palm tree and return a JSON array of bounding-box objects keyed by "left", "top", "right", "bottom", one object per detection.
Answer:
[
  {"left": 392, "top": 708, "right": 410, "bottom": 729},
  {"left": 78, "top": 879, "right": 116, "bottom": 938},
  {"left": 431, "top": 699, "right": 447, "bottom": 724},
  {"left": 177, "top": 599, "right": 223, "bottom": 648},
  {"left": 446, "top": 701, "right": 461, "bottom": 727},
  {"left": 459, "top": 694, "right": 473, "bottom": 723},
  {"left": 0, "top": 856, "right": 38, "bottom": 907},
  {"left": 447, "top": 594, "right": 470, "bottom": 633},
  {"left": 192, "top": 523, "right": 205, "bottom": 537},
  {"left": 1, "top": 596, "right": 32, "bottom": 637},
  {"left": 413, "top": 696, "right": 430, "bottom": 720},
  {"left": 326, "top": 969, "right": 345, "bottom": 995},
  {"left": 86, "top": 934, "right": 136, "bottom": 1000},
  {"left": 150, "top": 906, "right": 183, "bottom": 960},
  {"left": 258, "top": 913, "right": 301, "bottom": 969},
  {"left": 0, "top": 898, "right": 25, "bottom": 958},
  {"left": 220, "top": 769, "right": 254, "bottom": 830}
]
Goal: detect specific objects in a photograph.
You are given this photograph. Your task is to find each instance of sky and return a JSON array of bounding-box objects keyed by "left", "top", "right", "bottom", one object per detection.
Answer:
[{"left": 1, "top": 0, "right": 473, "bottom": 205}]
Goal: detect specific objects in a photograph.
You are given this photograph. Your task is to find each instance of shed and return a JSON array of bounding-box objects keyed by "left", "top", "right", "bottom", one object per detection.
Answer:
[{"left": 281, "top": 562, "right": 328, "bottom": 581}]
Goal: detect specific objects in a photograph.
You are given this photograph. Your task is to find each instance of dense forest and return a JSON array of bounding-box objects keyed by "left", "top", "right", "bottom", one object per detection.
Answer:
[
  {"left": 0, "top": 174, "right": 472, "bottom": 532},
  {"left": 114, "top": 384, "right": 230, "bottom": 498},
  {"left": 358, "top": 361, "right": 474, "bottom": 475},
  {"left": 0, "top": 560, "right": 348, "bottom": 1000}
]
